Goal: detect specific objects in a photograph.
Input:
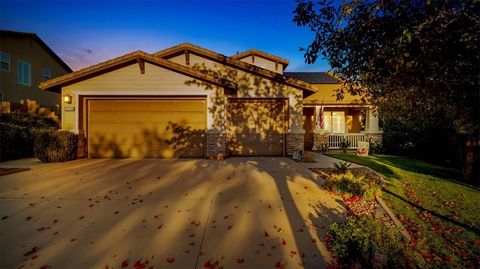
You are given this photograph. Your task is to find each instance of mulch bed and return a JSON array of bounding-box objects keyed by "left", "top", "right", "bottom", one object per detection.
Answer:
[{"left": 0, "top": 167, "right": 30, "bottom": 176}]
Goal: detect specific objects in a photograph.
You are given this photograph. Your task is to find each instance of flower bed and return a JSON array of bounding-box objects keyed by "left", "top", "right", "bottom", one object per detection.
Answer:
[
  {"left": 312, "top": 167, "right": 412, "bottom": 267},
  {"left": 313, "top": 167, "right": 395, "bottom": 227}
]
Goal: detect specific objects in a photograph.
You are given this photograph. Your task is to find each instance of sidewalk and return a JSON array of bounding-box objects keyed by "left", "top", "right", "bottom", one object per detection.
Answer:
[{"left": 0, "top": 158, "right": 48, "bottom": 169}]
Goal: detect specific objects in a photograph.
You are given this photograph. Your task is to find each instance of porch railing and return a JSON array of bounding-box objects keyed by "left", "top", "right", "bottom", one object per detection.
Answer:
[{"left": 327, "top": 133, "right": 366, "bottom": 149}]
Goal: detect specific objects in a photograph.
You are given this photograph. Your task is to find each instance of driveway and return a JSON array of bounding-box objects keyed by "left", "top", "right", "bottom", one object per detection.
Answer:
[{"left": 0, "top": 158, "right": 345, "bottom": 269}]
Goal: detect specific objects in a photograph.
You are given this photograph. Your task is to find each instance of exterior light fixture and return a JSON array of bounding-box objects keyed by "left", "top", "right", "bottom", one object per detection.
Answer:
[{"left": 63, "top": 94, "right": 72, "bottom": 104}]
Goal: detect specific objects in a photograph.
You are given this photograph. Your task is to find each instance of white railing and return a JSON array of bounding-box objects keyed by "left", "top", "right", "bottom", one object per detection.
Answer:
[{"left": 327, "top": 133, "right": 366, "bottom": 149}]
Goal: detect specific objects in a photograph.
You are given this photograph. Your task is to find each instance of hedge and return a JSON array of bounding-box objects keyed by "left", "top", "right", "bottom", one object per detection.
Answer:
[
  {"left": 34, "top": 130, "right": 78, "bottom": 162},
  {"left": 0, "top": 113, "right": 58, "bottom": 162}
]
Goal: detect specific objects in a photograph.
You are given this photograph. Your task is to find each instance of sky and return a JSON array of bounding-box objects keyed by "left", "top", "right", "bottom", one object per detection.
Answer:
[{"left": 0, "top": 0, "right": 330, "bottom": 71}]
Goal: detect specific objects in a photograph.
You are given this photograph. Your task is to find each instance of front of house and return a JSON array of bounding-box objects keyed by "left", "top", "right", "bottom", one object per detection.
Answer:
[
  {"left": 40, "top": 43, "right": 381, "bottom": 159},
  {"left": 286, "top": 72, "right": 382, "bottom": 151}
]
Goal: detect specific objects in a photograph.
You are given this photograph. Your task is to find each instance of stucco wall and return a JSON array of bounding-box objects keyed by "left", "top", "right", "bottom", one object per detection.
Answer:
[
  {"left": 0, "top": 35, "right": 69, "bottom": 108},
  {"left": 166, "top": 53, "right": 303, "bottom": 132},
  {"left": 237, "top": 55, "right": 284, "bottom": 74},
  {"left": 62, "top": 63, "right": 213, "bottom": 131},
  {"left": 304, "top": 84, "right": 362, "bottom": 105},
  {"left": 61, "top": 58, "right": 304, "bottom": 134}
]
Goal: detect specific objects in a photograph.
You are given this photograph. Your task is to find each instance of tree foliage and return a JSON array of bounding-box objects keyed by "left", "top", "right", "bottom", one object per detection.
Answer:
[{"left": 293, "top": 0, "right": 480, "bottom": 136}]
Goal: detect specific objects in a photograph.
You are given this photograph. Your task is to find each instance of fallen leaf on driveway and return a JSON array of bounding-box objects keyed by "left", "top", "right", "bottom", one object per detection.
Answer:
[
  {"left": 275, "top": 261, "right": 285, "bottom": 269},
  {"left": 166, "top": 257, "right": 175, "bottom": 263},
  {"left": 121, "top": 260, "right": 129, "bottom": 267},
  {"left": 23, "top": 247, "right": 38, "bottom": 256},
  {"left": 236, "top": 257, "right": 245, "bottom": 264}
]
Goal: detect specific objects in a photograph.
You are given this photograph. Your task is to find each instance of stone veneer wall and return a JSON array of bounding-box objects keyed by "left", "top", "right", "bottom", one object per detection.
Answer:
[
  {"left": 205, "top": 130, "right": 226, "bottom": 160},
  {"left": 313, "top": 132, "right": 329, "bottom": 151},
  {"left": 77, "top": 129, "right": 86, "bottom": 159},
  {"left": 286, "top": 132, "right": 304, "bottom": 156}
]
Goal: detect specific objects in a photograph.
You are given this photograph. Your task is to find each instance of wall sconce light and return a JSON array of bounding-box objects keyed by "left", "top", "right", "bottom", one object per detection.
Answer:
[{"left": 63, "top": 94, "right": 72, "bottom": 104}]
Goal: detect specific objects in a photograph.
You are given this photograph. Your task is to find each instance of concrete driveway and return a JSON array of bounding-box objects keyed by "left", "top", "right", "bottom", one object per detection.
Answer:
[{"left": 0, "top": 158, "right": 345, "bottom": 269}]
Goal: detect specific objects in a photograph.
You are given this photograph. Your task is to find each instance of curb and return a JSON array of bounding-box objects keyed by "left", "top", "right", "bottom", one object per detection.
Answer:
[{"left": 375, "top": 193, "right": 411, "bottom": 241}]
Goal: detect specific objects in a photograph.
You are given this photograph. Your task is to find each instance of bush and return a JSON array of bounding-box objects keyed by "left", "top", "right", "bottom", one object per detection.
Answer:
[
  {"left": 324, "top": 171, "right": 380, "bottom": 200},
  {"left": 0, "top": 113, "right": 58, "bottom": 161},
  {"left": 339, "top": 139, "right": 351, "bottom": 153},
  {"left": 0, "top": 112, "right": 58, "bottom": 129},
  {"left": 332, "top": 161, "right": 352, "bottom": 174},
  {"left": 328, "top": 217, "right": 415, "bottom": 268},
  {"left": 34, "top": 130, "right": 78, "bottom": 162},
  {"left": 368, "top": 138, "right": 384, "bottom": 154}
]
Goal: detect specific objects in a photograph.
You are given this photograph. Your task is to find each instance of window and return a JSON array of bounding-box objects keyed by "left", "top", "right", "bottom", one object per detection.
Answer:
[
  {"left": 43, "top": 68, "right": 51, "bottom": 81},
  {"left": 323, "top": 111, "right": 346, "bottom": 133},
  {"left": 0, "top": 52, "right": 10, "bottom": 71},
  {"left": 17, "top": 60, "right": 31, "bottom": 86}
]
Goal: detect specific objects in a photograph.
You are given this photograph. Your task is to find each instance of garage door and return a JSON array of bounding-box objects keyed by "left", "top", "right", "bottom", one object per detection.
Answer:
[
  {"left": 227, "top": 99, "right": 287, "bottom": 156},
  {"left": 88, "top": 98, "right": 205, "bottom": 158}
]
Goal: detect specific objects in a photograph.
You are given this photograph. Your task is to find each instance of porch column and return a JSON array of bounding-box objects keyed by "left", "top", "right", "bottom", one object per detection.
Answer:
[
  {"left": 365, "top": 106, "right": 383, "bottom": 146},
  {"left": 366, "top": 107, "right": 380, "bottom": 133},
  {"left": 314, "top": 106, "right": 322, "bottom": 132},
  {"left": 312, "top": 105, "right": 328, "bottom": 151}
]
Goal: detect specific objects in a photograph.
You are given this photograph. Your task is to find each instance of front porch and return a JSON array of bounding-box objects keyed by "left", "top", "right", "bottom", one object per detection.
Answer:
[{"left": 303, "top": 105, "right": 382, "bottom": 150}]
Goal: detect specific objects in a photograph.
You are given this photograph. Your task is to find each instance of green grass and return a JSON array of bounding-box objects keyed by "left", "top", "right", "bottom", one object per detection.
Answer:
[{"left": 326, "top": 153, "right": 480, "bottom": 268}]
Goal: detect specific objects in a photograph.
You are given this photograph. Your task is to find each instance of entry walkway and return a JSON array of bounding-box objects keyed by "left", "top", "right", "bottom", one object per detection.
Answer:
[{"left": 298, "top": 151, "right": 362, "bottom": 169}]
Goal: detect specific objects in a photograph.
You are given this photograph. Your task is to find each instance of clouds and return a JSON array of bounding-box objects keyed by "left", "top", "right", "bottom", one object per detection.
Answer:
[{"left": 59, "top": 48, "right": 103, "bottom": 71}]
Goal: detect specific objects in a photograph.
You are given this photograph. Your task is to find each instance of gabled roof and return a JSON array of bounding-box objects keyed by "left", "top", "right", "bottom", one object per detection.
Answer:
[
  {"left": 231, "top": 49, "right": 290, "bottom": 67},
  {"left": 0, "top": 29, "right": 72, "bottom": 72},
  {"left": 40, "top": 50, "right": 236, "bottom": 92},
  {"left": 284, "top": 72, "right": 340, "bottom": 84},
  {"left": 153, "top": 43, "right": 313, "bottom": 93}
]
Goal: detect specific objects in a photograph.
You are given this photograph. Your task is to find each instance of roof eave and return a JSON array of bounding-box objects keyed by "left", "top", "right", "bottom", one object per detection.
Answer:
[
  {"left": 40, "top": 51, "right": 235, "bottom": 92},
  {"left": 154, "top": 44, "right": 314, "bottom": 94}
]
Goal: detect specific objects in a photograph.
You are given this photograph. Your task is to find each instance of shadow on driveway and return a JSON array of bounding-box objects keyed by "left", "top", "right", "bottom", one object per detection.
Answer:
[{"left": 0, "top": 157, "right": 345, "bottom": 269}]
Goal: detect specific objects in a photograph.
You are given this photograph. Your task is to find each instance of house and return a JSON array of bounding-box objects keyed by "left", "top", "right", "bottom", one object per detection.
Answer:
[
  {"left": 0, "top": 30, "right": 72, "bottom": 111},
  {"left": 40, "top": 43, "right": 381, "bottom": 159}
]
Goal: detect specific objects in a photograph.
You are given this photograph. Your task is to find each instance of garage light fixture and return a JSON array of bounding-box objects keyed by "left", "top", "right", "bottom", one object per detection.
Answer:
[{"left": 63, "top": 94, "right": 72, "bottom": 104}]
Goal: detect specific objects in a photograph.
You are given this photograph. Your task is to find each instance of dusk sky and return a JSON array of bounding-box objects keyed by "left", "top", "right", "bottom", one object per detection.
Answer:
[{"left": 0, "top": 0, "right": 330, "bottom": 72}]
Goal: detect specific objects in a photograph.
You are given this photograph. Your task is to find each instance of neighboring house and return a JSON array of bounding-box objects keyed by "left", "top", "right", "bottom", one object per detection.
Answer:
[
  {"left": 0, "top": 30, "right": 72, "bottom": 110},
  {"left": 40, "top": 42, "right": 380, "bottom": 159},
  {"left": 285, "top": 72, "right": 382, "bottom": 150}
]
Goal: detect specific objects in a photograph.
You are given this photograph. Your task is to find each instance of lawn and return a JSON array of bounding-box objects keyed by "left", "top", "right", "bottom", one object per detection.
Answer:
[{"left": 326, "top": 153, "right": 480, "bottom": 268}]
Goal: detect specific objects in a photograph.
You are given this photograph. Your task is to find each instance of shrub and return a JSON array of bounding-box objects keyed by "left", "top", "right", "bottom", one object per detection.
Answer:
[
  {"left": 368, "top": 138, "right": 384, "bottom": 154},
  {"left": 34, "top": 130, "right": 78, "bottom": 162},
  {"left": 328, "top": 216, "right": 413, "bottom": 268},
  {"left": 0, "top": 113, "right": 58, "bottom": 161},
  {"left": 339, "top": 139, "right": 350, "bottom": 153},
  {"left": 324, "top": 171, "right": 380, "bottom": 200},
  {"left": 0, "top": 112, "right": 58, "bottom": 129},
  {"left": 332, "top": 161, "right": 352, "bottom": 174}
]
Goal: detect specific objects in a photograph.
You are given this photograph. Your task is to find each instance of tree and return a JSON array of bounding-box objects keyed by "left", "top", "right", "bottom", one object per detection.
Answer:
[{"left": 294, "top": 0, "right": 480, "bottom": 184}]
